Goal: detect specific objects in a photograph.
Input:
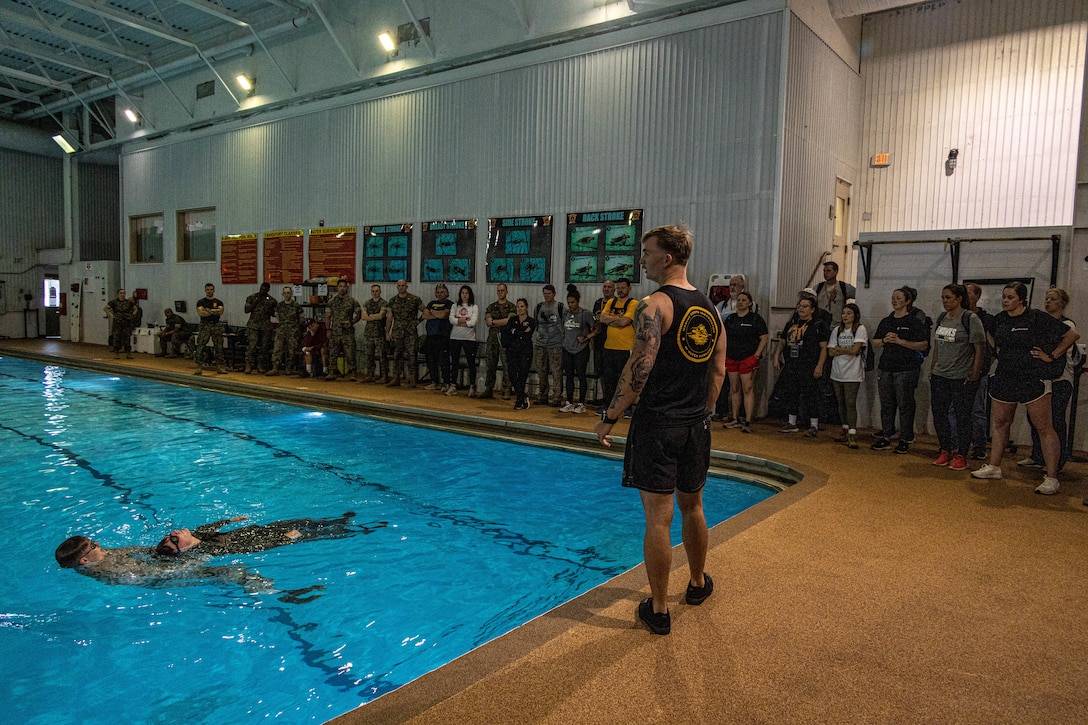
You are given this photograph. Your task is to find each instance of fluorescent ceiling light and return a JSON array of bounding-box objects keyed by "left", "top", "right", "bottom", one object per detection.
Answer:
[
  {"left": 52, "top": 134, "right": 76, "bottom": 154},
  {"left": 235, "top": 74, "right": 254, "bottom": 92},
  {"left": 123, "top": 108, "right": 139, "bottom": 123},
  {"left": 378, "top": 32, "right": 396, "bottom": 52}
]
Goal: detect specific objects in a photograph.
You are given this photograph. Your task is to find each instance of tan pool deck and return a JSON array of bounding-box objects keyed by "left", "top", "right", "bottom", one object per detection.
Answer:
[{"left": 3, "top": 339, "right": 1087, "bottom": 724}]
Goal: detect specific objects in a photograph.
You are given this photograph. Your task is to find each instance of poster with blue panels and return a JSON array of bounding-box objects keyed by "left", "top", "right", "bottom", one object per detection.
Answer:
[
  {"left": 362, "top": 223, "right": 412, "bottom": 282},
  {"left": 421, "top": 219, "right": 476, "bottom": 282},
  {"left": 486, "top": 215, "right": 553, "bottom": 284},
  {"left": 565, "top": 208, "right": 642, "bottom": 283}
]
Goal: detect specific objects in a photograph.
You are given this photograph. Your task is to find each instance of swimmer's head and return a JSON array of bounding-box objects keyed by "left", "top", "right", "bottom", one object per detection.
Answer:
[
  {"left": 55, "top": 536, "right": 101, "bottom": 568},
  {"left": 154, "top": 528, "right": 197, "bottom": 556}
]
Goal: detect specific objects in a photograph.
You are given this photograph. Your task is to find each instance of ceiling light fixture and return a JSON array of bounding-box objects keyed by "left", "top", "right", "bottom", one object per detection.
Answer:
[
  {"left": 123, "top": 108, "right": 139, "bottom": 124},
  {"left": 51, "top": 134, "right": 77, "bottom": 154},
  {"left": 235, "top": 74, "right": 255, "bottom": 95},
  {"left": 378, "top": 32, "right": 396, "bottom": 53}
]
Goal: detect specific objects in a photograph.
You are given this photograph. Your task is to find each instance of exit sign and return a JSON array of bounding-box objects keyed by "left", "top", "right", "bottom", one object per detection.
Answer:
[{"left": 871, "top": 153, "right": 891, "bottom": 167}]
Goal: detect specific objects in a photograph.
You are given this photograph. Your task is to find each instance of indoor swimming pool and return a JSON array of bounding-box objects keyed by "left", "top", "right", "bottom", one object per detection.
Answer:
[{"left": 0, "top": 356, "right": 775, "bottom": 723}]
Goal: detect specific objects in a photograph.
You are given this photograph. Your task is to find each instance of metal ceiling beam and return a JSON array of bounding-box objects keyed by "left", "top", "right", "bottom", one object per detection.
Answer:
[
  {"left": 307, "top": 0, "right": 358, "bottom": 76},
  {"left": 401, "top": 0, "right": 434, "bottom": 58},
  {"left": 56, "top": 0, "right": 195, "bottom": 47},
  {"left": 0, "top": 6, "right": 151, "bottom": 64},
  {"left": 176, "top": 0, "right": 249, "bottom": 28},
  {"left": 0, "top": 63, "right": 73, "bottom": 91},
  {"left": 0, "top": 35, "right": 109, "bottom": 78}
]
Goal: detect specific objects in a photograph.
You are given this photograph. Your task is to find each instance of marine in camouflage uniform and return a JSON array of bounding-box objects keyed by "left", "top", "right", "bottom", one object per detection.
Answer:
[
  {"left": 482, "top": 284, "right": 516, "bottom": 398},
  {"left": 104, "top": 288, "right": 138, "bottom": 357},
  {"left": 193, "top": 283, "right": 227, "bottom": 375},
  {"left": 385, "top": 279, "right": 423, "bottom": 387},
  {"left": 324, "top": 279, "right": 362, "bottom": 380},
  {"left": 244, "top": 282, "right": 276, "bottom": 373},
  {"left": 268, "top": 285, "right": 304, "bottom": 375},
  {"left": 359, "top": 284, "right": 389, "bottom": 383}
]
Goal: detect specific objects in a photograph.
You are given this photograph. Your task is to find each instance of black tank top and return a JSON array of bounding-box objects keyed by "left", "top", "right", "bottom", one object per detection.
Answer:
[{"left": 639, "top": 285, "right": 722, "bottom": 425}]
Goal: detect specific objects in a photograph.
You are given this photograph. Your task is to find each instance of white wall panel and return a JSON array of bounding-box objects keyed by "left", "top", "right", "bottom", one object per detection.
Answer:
[
  {"left": 121, "top": 12, "right": 786, "bottom": 322},
  {"left": 858, "top": 0, "right": 1088, "bottom": 233},
  {"left": 778, "top": 13, "right": 862, "bottom": 307}
]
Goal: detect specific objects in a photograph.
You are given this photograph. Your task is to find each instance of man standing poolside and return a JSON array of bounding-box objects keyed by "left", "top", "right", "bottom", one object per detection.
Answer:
[
  {"left": 385, "top": 279, "right": 424, "bottom": 387},
  {"left": 594, "top": 225, "right": 726, "bottom": 635},
  {"left": 324, "top": 279, "right": 362, "bottom": 381},
  {"left": 103, "top": 288, "right": 137, "bottom": 359},
  {"left": 481, "top": 283, "right": 516, "bottom": 399},
  {"left": 193, "top": 283, "right": 228, "bottom": 375},
  {"left": 243, "top": 282, "right": 276, "bottom": 374}
]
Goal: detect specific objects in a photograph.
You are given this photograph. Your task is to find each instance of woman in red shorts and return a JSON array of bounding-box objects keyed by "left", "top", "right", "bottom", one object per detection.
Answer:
[{"left": 722, "top": 291, "right": 768, "bottom": 433}]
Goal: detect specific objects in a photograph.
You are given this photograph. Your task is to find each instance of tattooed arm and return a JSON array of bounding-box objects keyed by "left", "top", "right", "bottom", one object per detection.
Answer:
[
  {"left": 595, "top": 295, "right": 665, "bottom": 446},
  {"left": 705, "top": 307, "right": 728, "bottom": 412}
]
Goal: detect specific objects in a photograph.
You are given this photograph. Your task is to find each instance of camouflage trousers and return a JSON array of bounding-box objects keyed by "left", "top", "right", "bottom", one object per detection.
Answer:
[
  {"left": 193, "top": 322, "right": 225, "bottom": 367},
  {"left": 327, "top": 325, "right": 357, "bottom": 375},
  {"left": 245, "top": 327, "right": 273, "bottom": 369},
  {"left": 532, "top": 345, "right": 563, "bottom": 402},
  {"left": 389, "top": 329, "right": 418, "bottom": 382},
  {"left": 361, "top": 334, "right": 387, "bottom": 378},
  {"left": 484, "top": 336, "right": 511, "bottom": 394},
  {"left": 271, "top": 325, "right": 301, "bottom": 372},
  {"left": 110, "top": 320, "right": 134, "bottom": 352}
]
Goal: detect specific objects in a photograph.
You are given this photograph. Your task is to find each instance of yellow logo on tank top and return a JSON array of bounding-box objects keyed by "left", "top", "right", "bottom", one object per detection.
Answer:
[{"left": 677, "top": 306, "right": 718, "bottom": 363}]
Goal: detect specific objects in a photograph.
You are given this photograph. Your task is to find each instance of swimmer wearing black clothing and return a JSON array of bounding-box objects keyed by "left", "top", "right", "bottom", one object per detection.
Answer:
[{"left": 155, "top": 512, "right": 387, "bottom": 556}]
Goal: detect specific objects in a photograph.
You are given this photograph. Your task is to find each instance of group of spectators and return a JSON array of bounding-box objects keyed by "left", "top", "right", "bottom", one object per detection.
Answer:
[
  {"left": 146, "top": 278, "right": 646, "bottom": 411},
  {"left": 741, "top": 261, "right": 1082, "bottom": 496}
]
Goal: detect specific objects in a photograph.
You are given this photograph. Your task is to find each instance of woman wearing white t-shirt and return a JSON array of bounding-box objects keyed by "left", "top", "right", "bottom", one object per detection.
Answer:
[
  {"left": 448, "top": 285, "right": 479, "bottom": 397},
  {"left": 827, "top": 303, "right": 868, "bottom": 449}
]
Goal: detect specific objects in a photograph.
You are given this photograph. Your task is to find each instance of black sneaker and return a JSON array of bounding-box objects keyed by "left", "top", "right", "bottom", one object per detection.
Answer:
[
  {"left": 637, "top": 598, "right": 670, "bottom": 635},
  {"left": 685, "top": 573, "right": 714, "bottom": 605},
  {"left": 871, "top": 438, "right": 891, "bottom": 451},
  {"left": 895, "top": 439, "right": 910, "bottom": 454},
  {"left": 970, "top": 447, "right": 987, "bottom": 460}
]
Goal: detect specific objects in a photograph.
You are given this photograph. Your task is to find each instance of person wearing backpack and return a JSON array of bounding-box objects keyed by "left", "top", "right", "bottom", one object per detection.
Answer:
[
  {"left": 971, "top": 281, "right": 1079, "bottom": 494},
  {"left": 815, "top": 261, "right": 857, "bottom": 328},
  {"left": 871, "top": 286, "right": 930, "bottom": 453},
  {"left": 598, "top": 277, "right": 638, "bottom": 415},
  {"left": 929, "top": 284, "right": 986, "bottom": 471},
  {"left": 1020, "top": 287, "right": 1081, "bottom": 472}
]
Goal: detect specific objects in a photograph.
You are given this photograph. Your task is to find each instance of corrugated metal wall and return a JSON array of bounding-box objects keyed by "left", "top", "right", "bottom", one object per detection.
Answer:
[
  {"left": 859, "top": 0, "right": 1088, "bottom": 233},
  {"left": 0, "top": 148, "right": 63, "bottom": 322},
  {"left": 120, "top": 11, "right": 785, "bottom": 321},
  {"left": 778, "top": 13, "right": 863, "bottom": 308},
  {"left": 78, "top": 162, "right": 120, "bottom": 261}
]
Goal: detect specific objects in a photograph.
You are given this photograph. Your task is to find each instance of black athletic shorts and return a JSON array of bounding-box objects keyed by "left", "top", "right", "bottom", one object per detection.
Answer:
[
  {"left": 621, "top": 414, "right": 711, "bottom": 494},
  {"left": 989, "top": 374, "right": 1050, "bottom": 405}
]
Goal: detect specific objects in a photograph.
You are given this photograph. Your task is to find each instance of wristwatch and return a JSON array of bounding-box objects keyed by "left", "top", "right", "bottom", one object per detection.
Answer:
[{"left": 602, "top": 414, "right": 619, "bottom": 425}]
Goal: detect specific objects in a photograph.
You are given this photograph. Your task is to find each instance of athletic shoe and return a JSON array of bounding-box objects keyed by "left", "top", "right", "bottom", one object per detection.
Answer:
[
  {"left": 1035, "top": 476, "right": 1060, "bottom": 495},
  {"left": 424, "top": 383, "right": 439, "bottom": 391},
  {"left": 894, "top": 440, "right": 910, "bottom": 454},
  {"left": 722, "top": 418, "right": 742, "bottom": 429},
  {"left": 933, "top": 450, "right": 953, "bottom": 467},
  {"left": 846, "top": 433, "right": 858, "bottom": 449},
  {"left": 971, "top": 464, "right": 1003, "bottom": 479},
  {"left": 559, "top": 402, "right": 575, "bottom": 413},
  {"left": 444, "top": 386, "right": 457, "bottom": 396},
  {"left": 685, "top": 573, "right": 714, "bottom": 605},
  {"left": 969, "top": 447, "right": 988, "bottom": 460},
  {"left": 949, "top": 454, "right": 967, "bottom": 471},
  {"left": 871, "top": 438, "right": 891, "bottom": 451},
  {"left": 514, "top": 400, "right": 525, "bottom": 410},
  {"left": 572, "top": 403, "right": 585, "bottom": 414},
  {"left": 804, "top": 427, "right": 818, "bottom": 438},
  {"left": 1017, "top": 457, "right": 1044, "bottom": 468},
  {"left": 833, "top": 431, "right": 849, "bottom": 443},
  {"left": 779, "top": 423, "right": 799, "bottom": 433},
  {"left": 524, "top": 399, "right": 531, "bottom": 410},
  {"left": 637, "top": 598, "right": 670, "bottom": 635},
  {"left": 741, "top": 420, "right": 752, "bottom": 434}
]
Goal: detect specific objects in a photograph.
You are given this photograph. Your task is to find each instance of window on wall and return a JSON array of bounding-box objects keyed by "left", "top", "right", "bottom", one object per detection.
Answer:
[
  {"left": 129, "top": 213, "right": 164, "bottom": 263},
  {"left": 177, "top": 207, "right": 217, "bottom": 262}
]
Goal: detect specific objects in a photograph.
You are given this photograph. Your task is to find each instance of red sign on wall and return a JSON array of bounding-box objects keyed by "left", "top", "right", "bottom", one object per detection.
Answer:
[
  {"left": 264, "top": 229, "right": 304, "bottom": 283},
  {"left": 308, "top": 226, "right": 356, "bottom": 282},
  {"left": 221, "top": 233, "right": 259, "bottom": 284}
]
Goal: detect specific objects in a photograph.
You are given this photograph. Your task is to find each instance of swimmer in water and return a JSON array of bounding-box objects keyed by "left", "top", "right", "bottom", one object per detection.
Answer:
[{"left": 152, "top": 511, "right": 387, "bottom": 557}]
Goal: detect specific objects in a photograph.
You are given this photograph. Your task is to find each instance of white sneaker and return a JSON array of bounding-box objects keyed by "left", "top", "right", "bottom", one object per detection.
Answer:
[
  {"left": 970, "top": 464, "right": 1003, "bottom": 480},
  {"left": 573, "top": 403, "right": 585, "bottom": 414},
  {"left": 559, "top": 402, "right": 575, "bottom": 413},
  {"left": 1017, "top": 457, "right": 1043, "bottom": 468},
  {"left": 445, "top": 386, "right": 458, "bottom": 396},
  {"left": 1035, "top": 476, "right": 1060, "bottom": 495}
]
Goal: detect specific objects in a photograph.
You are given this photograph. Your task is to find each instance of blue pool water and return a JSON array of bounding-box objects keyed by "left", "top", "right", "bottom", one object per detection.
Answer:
[{"left": 0, "top": 356, "right": 774, "bottom": 723}]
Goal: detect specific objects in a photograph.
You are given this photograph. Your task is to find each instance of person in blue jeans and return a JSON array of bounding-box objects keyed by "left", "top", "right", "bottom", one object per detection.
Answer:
[
  {"left": 928, "top": 284, "right": 986, "bottom": 471},
  {"left": 871, "top": 286, "right": 930, "bottom": 453}
]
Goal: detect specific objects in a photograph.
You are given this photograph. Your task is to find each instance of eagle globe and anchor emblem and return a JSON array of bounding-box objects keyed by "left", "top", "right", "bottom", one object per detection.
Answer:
[{"left": 676, "top": 306, "right": 718, "bottom": 363}]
